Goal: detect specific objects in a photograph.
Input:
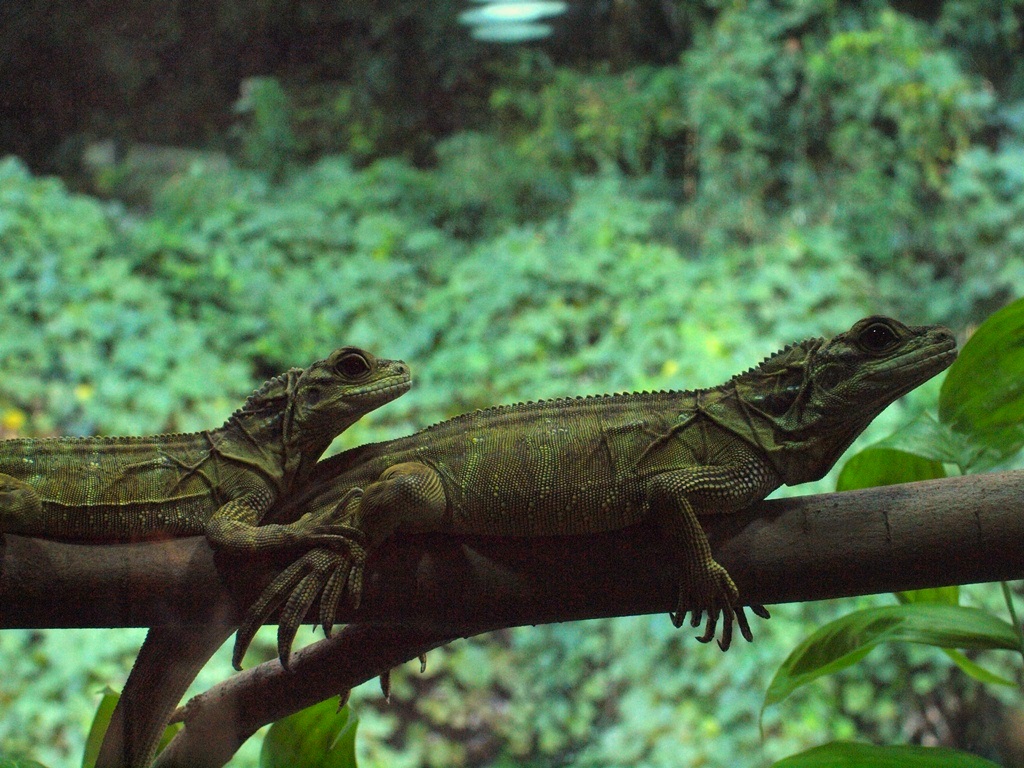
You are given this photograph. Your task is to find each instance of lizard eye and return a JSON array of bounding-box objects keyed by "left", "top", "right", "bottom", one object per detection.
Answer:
[
  {"left": 334, "top": 352, "right": 371, "bottom": 379},
  {"left": 858, "top": 322, "right": 900, "bottom": 353}
]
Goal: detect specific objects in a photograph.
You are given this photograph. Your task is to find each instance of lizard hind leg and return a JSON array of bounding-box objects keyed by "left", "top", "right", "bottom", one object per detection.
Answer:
[
  {"left": 646, "top": 477, "right": 741, "bottom": 649},
  {"left": 354, "top": 461, "right": 448, "bottom": 543}
]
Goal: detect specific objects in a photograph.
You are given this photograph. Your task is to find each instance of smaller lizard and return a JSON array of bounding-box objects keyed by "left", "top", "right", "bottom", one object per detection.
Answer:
[
  {"left": 20, "top": 346, "right": 415, "bottom": 768},
  {"left": 233, "top": 317, "right": 957, "bottom": 668},
  {"left": 0, "top": 346, "right": 409, "bottom": 555}
]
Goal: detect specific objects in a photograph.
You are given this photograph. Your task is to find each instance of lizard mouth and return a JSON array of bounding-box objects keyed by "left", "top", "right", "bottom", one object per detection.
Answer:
[
  {"left": 870, "top": 335, "right": 957, "bottom": 398},
  {"left": 353, "top": 375, "right": 413, "bottom": 399}
]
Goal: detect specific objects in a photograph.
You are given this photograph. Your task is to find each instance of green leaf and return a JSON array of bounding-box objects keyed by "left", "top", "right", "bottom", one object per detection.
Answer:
[
  {"left": 836, "top": 446, "right": 945, "bottom": 492},
  {"left": 763, "top": 605, "right": 1020, "bottom": 710},
  {"left": 938, "top": 648, "right": 1016, "bottom": 687},
  {"left": 80, "top": 687, "right": 182, "bottom": 768},
  {"left": 82, "top": 688, "right": 119, "bottom": 768},
  {"left": 871, "top": 412, "right": 974, "bottom": 468},
  {"left": 260, "top": 699, "right": 358, "bottom": 768},
  {"left": 893, "top": 590, "right": 1011, "bottom": 684},
  {"left": 155, "top": 721, "right": 183, "bottom": 757},
  {"left": 939, "top": 297, "right": 1024, "bottom": 461},
  {"left": 771, "top": 742, "right": 1001, "bottom": 767},
  {"left": 0, "top": 757, "right": 51, "bottom": 768},
  {"left": 895, "top": 587, "right": 958, "bottom": 605}
]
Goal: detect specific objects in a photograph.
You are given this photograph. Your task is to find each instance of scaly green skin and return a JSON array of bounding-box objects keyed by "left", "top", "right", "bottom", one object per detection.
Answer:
[
  {"left": 0, "top": 347, "right": 410, "bottom": 553},
  {"left": 235, "top": 317, "right": 957, "bottom": 669},
  {"left": 75, "top": 348, "right": 411, "bottom": 768}
]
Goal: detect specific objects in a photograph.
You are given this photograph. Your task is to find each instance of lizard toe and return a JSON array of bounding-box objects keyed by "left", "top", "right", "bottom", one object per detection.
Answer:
[
  {"left": 278, "top": 571, "right": 324, "bottom": 669},
  {"left": 318, "top": 555, "right": 353, "bottom": 637},
  {"left": 696, "top": 610, "right": 719, "bottom": 644},
  {"left": 233, "top": 554, "right": 315, "bottom": 669},
  {"left": 717, "top": 609, "right": 734, "bottom": 651}
]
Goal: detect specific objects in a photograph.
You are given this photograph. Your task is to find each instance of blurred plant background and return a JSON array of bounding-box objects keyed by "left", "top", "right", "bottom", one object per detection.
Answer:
[{"left": 1, "top": 0, "right": 1024, "bottom": 766}]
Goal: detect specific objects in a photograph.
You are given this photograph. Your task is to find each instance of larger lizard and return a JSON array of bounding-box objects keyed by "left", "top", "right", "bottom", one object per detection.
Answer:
[
  {"left": 234, "top": 316, "right": 957, "bottom": 668},
  {"left": 0, "top": 346, "right": 409, "bottom": 552}
]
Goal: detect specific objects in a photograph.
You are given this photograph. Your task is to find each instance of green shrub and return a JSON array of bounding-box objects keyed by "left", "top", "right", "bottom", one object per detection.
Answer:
[{"left": 0, "top": 158, "right": 248, "bottom": 437}]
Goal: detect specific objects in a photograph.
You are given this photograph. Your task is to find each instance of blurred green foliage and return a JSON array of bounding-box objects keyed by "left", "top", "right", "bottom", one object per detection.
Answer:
[{"left": 2, "top": 1, "right": 1024, "bottom": 767}]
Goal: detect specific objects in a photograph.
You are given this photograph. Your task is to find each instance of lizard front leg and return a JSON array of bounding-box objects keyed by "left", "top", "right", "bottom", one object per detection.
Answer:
[
  {"left": 233, "top": 461, "right": 446, "bottom": 668},
  {"left": 204, "top": 481, "right": 364, "bottom": 554},
  {"left": 645, "top": 461, "right": 776, "bottom": 649}
]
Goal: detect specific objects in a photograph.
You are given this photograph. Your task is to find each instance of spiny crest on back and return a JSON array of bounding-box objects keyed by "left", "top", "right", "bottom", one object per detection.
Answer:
[
  {"left": 416, "top": 386, "right": 696, "bottom": 435},
  {"left": 231, "top": 368, "right": 304, "bottom": 419},
  {"left": 413, "top": 339, "right": 823, "bottom": 435},
  {"left": 728, "top": 338, "right": 821, "bottom": 385}
]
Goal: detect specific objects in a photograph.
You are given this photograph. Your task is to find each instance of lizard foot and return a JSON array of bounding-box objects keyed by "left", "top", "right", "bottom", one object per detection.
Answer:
[
  {"left": 232, "top": 544, "right": 366, "bottom": 670},
  {"left": 668, "top": 559, "right": 768, "bottom": 650},
  {"left": 680, "top": 603, "right": 771, "bottom": 650},
  {"left": 289, "top": 491, "right": 369, "bottom": 551}
]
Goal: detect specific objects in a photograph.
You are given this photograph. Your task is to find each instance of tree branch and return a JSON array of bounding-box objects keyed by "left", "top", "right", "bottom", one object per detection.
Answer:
[
  {"left": 151, "top": 470, "right": 1024, "bottom": 767},
  {"left": 155, "top": 623, "right": 459, "bottom": 768},
  {"left": 3, "top": 472, "right": 1024, "bottom": 766},
  {"left": 3, "top": 471, "right": 1022, "bottom": 631}
]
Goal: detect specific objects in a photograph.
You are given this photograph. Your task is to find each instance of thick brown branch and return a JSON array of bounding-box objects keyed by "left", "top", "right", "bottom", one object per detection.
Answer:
[
  {"left": 155, "top": 624, "right": 458, "bottom": 768},
  {"left": 2, "top": 471, "right": 1022, "bottom": 631},
  {"left": 152, "top": 469, "right": 1024, "bottom": 767},
  {"left": 3, "top": 472, "right": 1024, "bottom": 767}
]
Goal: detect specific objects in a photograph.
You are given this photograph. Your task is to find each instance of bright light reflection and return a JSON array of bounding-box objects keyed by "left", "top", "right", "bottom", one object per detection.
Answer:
[{"left": 460, "top": 1, "right": 567, "bottom": 25}]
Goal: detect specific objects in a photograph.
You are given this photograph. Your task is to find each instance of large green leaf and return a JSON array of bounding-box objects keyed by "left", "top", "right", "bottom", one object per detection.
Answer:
[
  {"left": 894, "top": 590, "right": 1015, "bottom": 687},
  {"left": 836, "top": 446, "right": 945, "bottom": 492},
  {"left": 0, "top": 758, "right": 50, "bottom": 768},
  {"left": 771, "top": 742, "right": 1001, "bottom": 767},
  {"left": 895, "top": 587, "right": 958, "bottom": 606},
  {"left": 260, "top": 698, "right": 358, "bottom": 768},
  {"left": 939, "top": 297, "right": 1024, "bottom": 462},
  {"left": 763, "top": 605, "right": 1020, "bottom": 710},
  {"left": 872, "top": 411, "right": 990, "bottom": 470}
]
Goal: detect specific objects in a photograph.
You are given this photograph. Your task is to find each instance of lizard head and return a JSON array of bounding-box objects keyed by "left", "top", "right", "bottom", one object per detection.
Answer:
[
  {"left": 288, "top": 346, "right": 411, "bottom": 452},
  {"left": 730, "top": 316, "right": 957, "bottom": 485}
]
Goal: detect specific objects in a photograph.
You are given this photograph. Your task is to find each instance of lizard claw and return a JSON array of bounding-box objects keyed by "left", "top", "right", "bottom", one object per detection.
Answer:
[
  {"left": 337, "top": 689, "right": 352, "bottom": 712},
  {"left": 277, "top": 572, "right": 323, "bottom": 668},
  {"left": 717, "top": 610, "right": 733, "bottom": 651},
  {"left": 750, "top": 604, "right": 771, "bottom": 620},
  {"left": 696, "top": 610, "right": 719, "bottom": 644},
  {"left": 668, "top": 603, "right": 771, "bottom": 651},
  {"left": 233, "top": 555, "right": 313, "bottom": 670},
  {"left": 734, "top": 604, "right": 770, "bottom": 644}
]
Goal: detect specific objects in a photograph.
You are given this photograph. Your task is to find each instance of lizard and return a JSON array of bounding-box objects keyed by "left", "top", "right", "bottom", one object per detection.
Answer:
[
  {"left": 0, "top": 346, "right": 410, "bottom": 768},
  {"left": 0, "top": 346, "right": 409, "bottom": 553},
  {"left": 232, "top": 316, "right": 957, "bottom": 670}
]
